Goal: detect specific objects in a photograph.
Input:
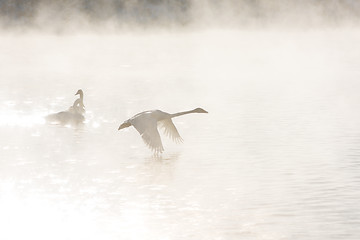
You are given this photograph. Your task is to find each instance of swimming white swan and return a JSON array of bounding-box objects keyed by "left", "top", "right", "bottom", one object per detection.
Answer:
[
  {"left": 75, "top": 89, "right": 85, "bottom": 114},
  {"left": 118, "top": 108, "right": 208, "bottom": 153},
  {"left": 46, "top": 98, "right": 85, "bottom": 126}
]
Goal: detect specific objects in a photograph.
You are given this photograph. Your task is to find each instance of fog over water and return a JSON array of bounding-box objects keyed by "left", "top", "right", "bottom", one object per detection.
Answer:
[{"left": 1, "top": 1, "right": 360, "bottom": 240}]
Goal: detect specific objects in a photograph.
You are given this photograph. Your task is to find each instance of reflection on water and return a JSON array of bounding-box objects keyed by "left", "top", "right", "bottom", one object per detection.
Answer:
[{"left": 1, "top": 30, "right": 360, "bottom": 240}]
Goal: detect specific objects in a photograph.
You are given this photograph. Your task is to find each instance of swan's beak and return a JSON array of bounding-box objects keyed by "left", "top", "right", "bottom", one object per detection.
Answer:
[{"left": 118, "top": 122, "right": 131, "bottom": 130}]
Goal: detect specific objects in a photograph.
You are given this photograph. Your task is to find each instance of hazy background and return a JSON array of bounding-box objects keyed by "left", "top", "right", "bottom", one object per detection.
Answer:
[
  {"left": 1, "top": 1, "right": 360, "bottom": 240},
  {"left": 0, "top": 0, "right": 360, "bottom": 31}
]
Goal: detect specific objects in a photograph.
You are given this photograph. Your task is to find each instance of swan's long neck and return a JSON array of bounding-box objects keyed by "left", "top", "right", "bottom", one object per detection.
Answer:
[
  {"left": 71, "top": 99, "right": 84, "bottom": 114},
  {"left": 79, "top": 92, "right": 83, "bottom": 101},
  {"left": 73, "top": 99, "right": 80, "bottom": 108},
  {"left": 170, "top": 109, "right": 197, "bottom": 118}
]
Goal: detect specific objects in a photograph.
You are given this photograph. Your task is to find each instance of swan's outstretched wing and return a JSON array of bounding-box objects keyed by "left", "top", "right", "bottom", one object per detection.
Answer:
[
  {"left": 141, "top": 127, "right": 164, "bottom": 153},
  {"left": 158, "top": 119, "right": 183, "bottom": 143},
  {"left": 131, "top": 116, "right": 164, "bottom": 153}
]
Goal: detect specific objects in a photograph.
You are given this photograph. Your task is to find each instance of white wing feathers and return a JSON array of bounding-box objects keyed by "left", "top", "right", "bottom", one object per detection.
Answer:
[
  {"left": 141, "top": 128, "right": 164, "bottom": 153},
  {"left": 158, "top": 119, "right": 183, "bottom": 144},
  {"left": 129, "top": 113, "right": 182, "bottom": 153},
  {"left": 131, "top": 115, "right": 164, "bottom": 153}
]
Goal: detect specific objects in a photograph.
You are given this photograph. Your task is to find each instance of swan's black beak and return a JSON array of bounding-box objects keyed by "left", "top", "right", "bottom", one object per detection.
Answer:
[{"left": 118, "top": 122, "right": 131, "bottom": 130}]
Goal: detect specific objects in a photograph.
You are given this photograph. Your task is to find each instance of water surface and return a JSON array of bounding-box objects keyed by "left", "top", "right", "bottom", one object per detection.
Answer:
[{"left": 0, "top": 30, "right": 360, "bottom": 240}]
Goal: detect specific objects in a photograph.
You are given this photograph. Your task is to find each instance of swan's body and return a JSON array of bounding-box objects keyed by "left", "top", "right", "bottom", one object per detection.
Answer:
[
  {"left": 118, "top": 108, "right": 208, "bottom": 153},
  {"left": 46, "top": 98, "right": 85, "bottom": 126}
]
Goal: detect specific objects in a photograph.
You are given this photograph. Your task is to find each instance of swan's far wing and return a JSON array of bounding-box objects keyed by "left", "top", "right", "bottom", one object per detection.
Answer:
[
  {"left": 158, "top": 119, "right": 183, "bottom": 144},
  {"left": 131, "top": 117, "right": 164, "bottom": 153}
]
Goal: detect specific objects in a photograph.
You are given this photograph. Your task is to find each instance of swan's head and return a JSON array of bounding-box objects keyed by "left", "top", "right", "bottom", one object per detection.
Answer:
[
  {"left": 75, "top": 89, "right": 83, "bottom": 96},
  {"left": 118, "top": 121, "right": 131, "bottom": 130},
  {"left": 194, "top": 108, "right": 208, "bottom": 113}
]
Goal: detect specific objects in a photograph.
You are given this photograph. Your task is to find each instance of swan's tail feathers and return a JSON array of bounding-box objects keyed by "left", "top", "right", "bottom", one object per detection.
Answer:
[
  {"left": 158, "top": 119, "right": 183, "bottom": 144},
  {"left": 45, "top": 113, "right": 58, "bottom": 123},
  {"left": 45, "top": 112, "right": 84, "bottom": 126}
]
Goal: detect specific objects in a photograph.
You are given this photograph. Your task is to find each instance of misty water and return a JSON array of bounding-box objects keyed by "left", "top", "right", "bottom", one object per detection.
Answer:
[{"left": 1, "top": 29, "right": 360, "bottom": 240}]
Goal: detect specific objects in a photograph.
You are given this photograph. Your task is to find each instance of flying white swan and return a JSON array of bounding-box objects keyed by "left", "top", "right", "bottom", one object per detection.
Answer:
[
  {"left": 46, "top": 98, "right": 85, "bottom": 126},
  {"left": 118, "top": 108, "right": 208, "bottom": 153},
  {"left": 75, "top": 89, "right": 85, "bottom": 114}
]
